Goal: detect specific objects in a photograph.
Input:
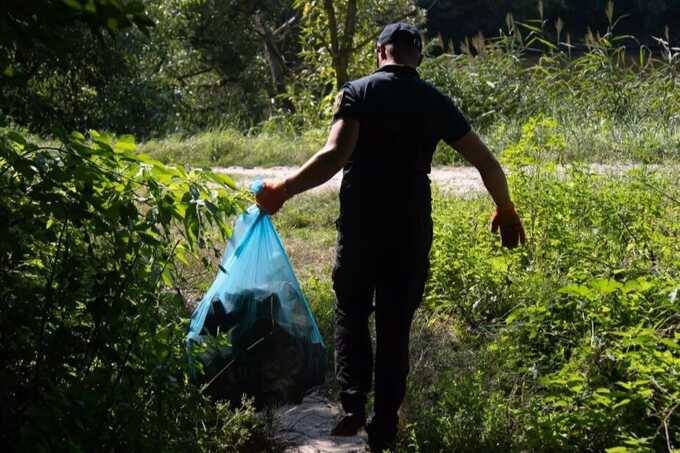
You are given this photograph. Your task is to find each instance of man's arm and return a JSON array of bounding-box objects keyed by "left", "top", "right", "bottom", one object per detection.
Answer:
[
  {"left": 255, "top": 118, "right": 359, "bottom": 214},
  {"left": 446, "top": 130, "right": 526, "bottom": 247},
  {"left": 285, "top": 118, "right": 359, "bottom": 196},
  {"left": 446, "top": 130, "right": 511, "bottom": 208}
]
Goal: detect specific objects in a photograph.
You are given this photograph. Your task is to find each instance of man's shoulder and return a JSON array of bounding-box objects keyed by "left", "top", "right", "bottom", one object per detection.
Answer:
[
  {"left": 345, "top": 71, "right": 386, "bottom": 92},
  {"left": 407, "top": 75, "right": 448, "bottom": 99}
]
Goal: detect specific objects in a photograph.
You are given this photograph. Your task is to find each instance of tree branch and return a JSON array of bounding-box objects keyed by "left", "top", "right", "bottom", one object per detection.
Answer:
[
  {"left": 341, "top": 0, "right": 357, "bottom": 54},
  {"left": 352, "top": 0, "right": 441, "bottom": 52},
  {"left": 273, "top": 14, "right": 299, "bottom": 37},
  {"left": 322, "top": 0, "right": 340, "bottom": 58},
  {"left": 176, "top": 67, "right": 214, "bottom": 82}
]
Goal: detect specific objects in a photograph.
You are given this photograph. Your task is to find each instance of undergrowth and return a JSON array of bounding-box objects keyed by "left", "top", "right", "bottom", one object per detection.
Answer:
[
  {"left": 0, "top": 130, "right": 270, "bottom": 451},
  {"left": 404, "top": 155, "right": 680, "bottom": 451}
]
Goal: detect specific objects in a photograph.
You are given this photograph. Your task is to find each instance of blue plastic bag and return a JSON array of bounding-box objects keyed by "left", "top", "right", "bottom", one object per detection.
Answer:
[{"left": 187, "top": 201, "right": 326, "bottom": 406}]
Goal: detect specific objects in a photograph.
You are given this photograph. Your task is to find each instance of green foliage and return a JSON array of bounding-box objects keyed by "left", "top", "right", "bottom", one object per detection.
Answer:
[
  {"left": 0, "top": 129, "right": 265, "bottom": 451},
  {"left": 144, "top": 0, "right": 300, "bottom": 131},
  {"left": 501, "top": 115, "right": 566, "bottom": 165},
  {"left": 138, "top": 16, "right": 680, "bottom": 166},
  {"left": 406, "top": 146, "right": 680, "bottom": 450},
  {"left": 420, "top": 19, "right": 680, "bottom": 163},
  {"left": 1, "top": 0, "right": 301, "bottom": 138},
  {"left": 0, "top": 0, "right": 168, "bottom": 137},
  {"left": 505, "top": 277, "right": 680, "bottom": 452},
  {"left": 428, "top": 0, "right": 680, "bottom": 54},
  {"left": 0, "top": 0, "right": 153, "bottom": 78},
  {"left": 288, "top": 0, "right": 420, "bottom": 128}
]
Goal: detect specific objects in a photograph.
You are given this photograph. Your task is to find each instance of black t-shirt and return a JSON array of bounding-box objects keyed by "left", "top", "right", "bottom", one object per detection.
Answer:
[{"left": 332, "top": 64, "right": 470, "bottom": 232}]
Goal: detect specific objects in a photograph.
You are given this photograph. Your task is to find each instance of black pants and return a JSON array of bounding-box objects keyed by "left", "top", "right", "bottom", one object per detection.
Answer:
[{"left": 332, "top": 214, "right": 432, "bottom": 437}]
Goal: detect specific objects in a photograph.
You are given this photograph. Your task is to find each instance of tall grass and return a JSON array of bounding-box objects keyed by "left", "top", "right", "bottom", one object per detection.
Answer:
[
  {"left": 141, "top": 126, "right": 325, "bottom": 168},
  {"left": 423, "top": 13, "right": 680, "bottom": 164}
]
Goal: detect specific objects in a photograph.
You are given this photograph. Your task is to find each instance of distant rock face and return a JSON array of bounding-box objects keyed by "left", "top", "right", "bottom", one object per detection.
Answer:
[{"left": 273, "top": 392, "right": 368, "bottom": 453}]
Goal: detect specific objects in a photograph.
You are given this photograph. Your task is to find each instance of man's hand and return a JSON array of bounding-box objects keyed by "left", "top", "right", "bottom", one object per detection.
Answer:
[
  {"left": 256, "top": 180, "right": 289, "bottom": 215},
  {"left": 254, "top": 118, "right": 358, "bottom": 215},
  {"left": 491, "top": 204, "right": 526, "bottom": 248}
]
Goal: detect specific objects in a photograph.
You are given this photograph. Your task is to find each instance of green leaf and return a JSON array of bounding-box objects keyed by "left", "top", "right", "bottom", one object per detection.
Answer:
[
  {"left": 151, "top": 165, "right": 178, "bottom": 182},
  {"left": 612, "top": 398, "right": 631, "bottom": 409},
  {"left": 84, "top": 0, "right": 96, "bottom": 13},
  {"left": 161, "top": 268, "right": 173, "bottom": 287},
  {"left": 70, "top": 131, "right": 86, "bottom": 141},
  {"left": 559, "top": 284, "right": 594, "bottom": 299},
  {"left": 114, "top": 135, "right": 136, "bottom": 152},
  {"left": 136, "top": 153, "right": 166, "bottom": 167},
  {"left": 7, "top": 131, "right": 26, "bottom": 146},
  {"left": 489, "top": 256, "right": 509, "bottom": 273},
  {"left": 505, "top": 308, "right": 522, "bottom": 325},
  {"left": 208, "top": 172, "right": 237, "bottom": 190},
  {"left": 107, "top": 17, "right": 119, "bottom": 31},
  {"left": 590, "top": 278, "right": 622, "bottom": 295},
  {"left": 62, "top": 0, "right": 83, "bottom": 11}
]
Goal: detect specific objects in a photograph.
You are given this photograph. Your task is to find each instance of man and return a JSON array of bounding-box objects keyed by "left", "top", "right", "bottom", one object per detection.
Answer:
[{"left": 256, "top": 22, "right": 525, "bottom": 452}]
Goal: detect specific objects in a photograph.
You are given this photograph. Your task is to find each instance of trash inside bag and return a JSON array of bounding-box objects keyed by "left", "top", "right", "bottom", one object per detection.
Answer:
[{"left": 187, "top": 204, "right": 326, "bottom": 407}]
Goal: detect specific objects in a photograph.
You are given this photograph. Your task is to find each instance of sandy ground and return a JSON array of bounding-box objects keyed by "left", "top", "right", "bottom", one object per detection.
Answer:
[{"left": 213, "top": 164, "right": 670, "bottom": 196}]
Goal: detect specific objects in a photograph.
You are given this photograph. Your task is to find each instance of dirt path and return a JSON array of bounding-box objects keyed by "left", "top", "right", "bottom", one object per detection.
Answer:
[
  {"left": 213, "top": 165, "right": 483, "bottom": 195},
  {"left": 213, "top": 164, "right": 668, "bottom": 196},
  {"left": 273, "top": 392, "right": 368, "bottom": 453}
]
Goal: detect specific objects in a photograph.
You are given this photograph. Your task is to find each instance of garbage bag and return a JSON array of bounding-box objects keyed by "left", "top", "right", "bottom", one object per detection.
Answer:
[{"left": 186, "top": 204, "right": 326, "bottom": 407}]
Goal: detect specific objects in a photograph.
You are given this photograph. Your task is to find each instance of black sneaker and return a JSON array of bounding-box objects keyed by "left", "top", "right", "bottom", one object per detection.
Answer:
[{"left": 330, "top": 413, "right": 366, "bottom": 436}]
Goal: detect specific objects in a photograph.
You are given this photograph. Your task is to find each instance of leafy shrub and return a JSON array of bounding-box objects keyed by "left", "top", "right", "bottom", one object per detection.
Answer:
[
  {"left": 0, "top": 129, "right": 264, "bottom": 451},
  {"left": 504, "top": 276, "right": 680, "bottom": 452},
  {"left": 406, "top": 132, "right": 680, "bottom": 451}
]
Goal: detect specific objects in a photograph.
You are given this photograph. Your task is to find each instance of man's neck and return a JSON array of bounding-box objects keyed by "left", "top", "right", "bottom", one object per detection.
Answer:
[{"left": 380, "top": 60, "right": 416, "bottom": 69}]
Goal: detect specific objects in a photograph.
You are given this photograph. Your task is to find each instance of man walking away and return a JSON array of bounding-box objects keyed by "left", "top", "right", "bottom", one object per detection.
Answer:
[{"left": 256, "top": 22, "right": 525, "bottom": 453}]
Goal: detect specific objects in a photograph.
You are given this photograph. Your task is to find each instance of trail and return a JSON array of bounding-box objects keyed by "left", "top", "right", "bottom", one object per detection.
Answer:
[
  {"left": 213, "top": 165, "right": 481, "bottom": 195},
  {"left": 273, "top": 392, "right": 368, "bottom": 453},
  {"left": 213, "top": 164, "right": 668, "bottom": 195}
]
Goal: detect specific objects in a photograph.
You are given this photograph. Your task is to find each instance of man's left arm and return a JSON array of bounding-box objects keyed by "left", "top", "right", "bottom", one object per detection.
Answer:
[
  {"left": 447, "top": 130, "right": 526, "bottom": 248},
  {"left": 255, "top": 118, "right": 359, "bottom": 214}
]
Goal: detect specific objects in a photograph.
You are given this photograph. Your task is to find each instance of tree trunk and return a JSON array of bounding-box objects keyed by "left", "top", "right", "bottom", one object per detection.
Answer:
[
  {"left": 322, "top": 0, "right": 358, "bottom": 88},
  {"left": 255, "top": 12, "right": 288, "bottom": 95}
]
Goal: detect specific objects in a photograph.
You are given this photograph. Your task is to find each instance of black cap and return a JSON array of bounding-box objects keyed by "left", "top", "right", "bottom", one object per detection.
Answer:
[{"left": 377, "top": 22, "right": 422, "bottom": 51}]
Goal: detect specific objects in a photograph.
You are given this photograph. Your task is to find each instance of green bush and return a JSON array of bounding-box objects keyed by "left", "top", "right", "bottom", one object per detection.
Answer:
[
  {"left": 406, "top": 153, "right": 680, "bottom": 451},
  {"left": 0, "top": 129, "right": 265, "bottom": 451}
]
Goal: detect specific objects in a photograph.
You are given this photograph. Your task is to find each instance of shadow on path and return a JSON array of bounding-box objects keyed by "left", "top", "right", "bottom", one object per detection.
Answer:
[{"left": 273, "top": 392, "right": 368, "bottom": 453}]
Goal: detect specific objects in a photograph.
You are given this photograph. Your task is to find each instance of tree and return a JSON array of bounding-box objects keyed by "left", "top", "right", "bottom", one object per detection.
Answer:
[
  {"left": 0, "top": 1, "right": 184, "bottom": 137},
  {"left": 0, "top": 0, "right": 304, "bottom": 136},
  {"left": 128, "top": 0, "right": 303, "bottom": 128},
  {"left": 295, "top": 0, "right": 425, "bottom": 89}
]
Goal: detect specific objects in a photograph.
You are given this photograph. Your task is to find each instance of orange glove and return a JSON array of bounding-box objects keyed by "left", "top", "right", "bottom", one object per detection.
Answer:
[
  {"left": 255, "top": 180, "right": 289, "bottom": 215},
  {"left": 491, "top": 204, "right": 526, "bottom": 248}
]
